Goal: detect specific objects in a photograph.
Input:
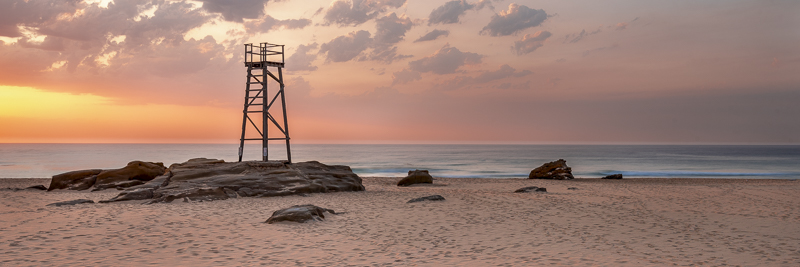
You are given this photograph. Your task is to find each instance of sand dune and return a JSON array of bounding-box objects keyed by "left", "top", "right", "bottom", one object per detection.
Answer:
[{"left": 2, "top": 177, "right": 799, "bottom": 266}]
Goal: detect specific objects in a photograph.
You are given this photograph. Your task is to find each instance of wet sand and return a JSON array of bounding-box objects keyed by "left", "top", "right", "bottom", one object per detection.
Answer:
[{"left": 2, "top": 177, "right": 799, "bottom": 266}]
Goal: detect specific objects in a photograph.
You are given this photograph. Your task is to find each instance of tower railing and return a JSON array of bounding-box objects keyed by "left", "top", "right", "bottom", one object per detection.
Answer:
[{"left": 244, "top": 43, "right": 285, "bottom": 68}]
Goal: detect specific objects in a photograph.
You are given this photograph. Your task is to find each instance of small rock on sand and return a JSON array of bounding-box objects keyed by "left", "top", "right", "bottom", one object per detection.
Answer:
[
  {"left": 47, "top": 199, "right": 95, "bottom": 207},
  {"left": 514, "top": 186, "right": 547, "bottom": 193},
  {"left": 407, "top": 195, "right": 445, "bottom": 203},
  {"left": 266, "top": 204, "right": 336, "bottom": 224},
  {"left": 602, "top": 174, "right": 623, "bottom": 179}
]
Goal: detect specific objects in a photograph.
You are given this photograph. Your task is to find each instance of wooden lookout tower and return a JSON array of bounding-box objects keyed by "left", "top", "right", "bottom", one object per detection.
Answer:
[{"left": 238, "top": 42, "right": 291, "bottom": 163}]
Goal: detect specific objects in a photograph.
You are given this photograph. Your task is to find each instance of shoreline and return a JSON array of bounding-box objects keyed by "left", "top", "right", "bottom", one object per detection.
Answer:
[{"left": 2, "top": 177, "right": 799, "bottom": 266}]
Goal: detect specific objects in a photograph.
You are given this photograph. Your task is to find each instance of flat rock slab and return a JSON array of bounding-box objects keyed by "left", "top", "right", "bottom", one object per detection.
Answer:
[
  {"left": 3, "top": 185, "right": 48, "bottom": 191},
  {"left": 601, "top": 174, "right": 623, "bottom": 179},
  {"left": 266, "top": 204, "right": 336, "bottom": 224},
  {"left": 407, "top": 195, "right": 446, "bottom": 203},
  {"left": 514, "top": 186, "right": 547, "bottom": 193},
  {"left": 103, "top": 158, "right": 365, "bottom": 203},
  {"left": 47, "top": 199, "right": 95, "bottom": 207}
]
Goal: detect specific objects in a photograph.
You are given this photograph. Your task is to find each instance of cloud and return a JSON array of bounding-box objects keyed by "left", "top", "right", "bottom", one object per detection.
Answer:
[
  {"left": 244, "top": 15, "right": 311, "bottom": 34},
  {"left": 374, "top": 13, "right": 412, "bottom": 44},
  {"left": 428, "top": 0, "right": 475, "bottom": 25},
  {"left": 513, "top": 31, "right": 551, "bottom": 55},
  {"left": 408, "top": 44, "right": 482, "bottom": 74},
  {"left": 319, "top": 30, "right": 373, "bottom": 62},
  {"left": 199, "top": 0, "right": 269, "bottom": 23},
  {"left": 610, "top": 17, "right": 639, "bottom": 31},
  {"left": 475, "top": 0, "right": 495, "bottom": 11},
  {"left": 438, "top": 64, "right": 531, "bottom": 90},
  {"left": 360, "top": 46, "right": 412, "bottom": 64},
  {"left": 0, "top": 1, "right": 234, "bottom": 104},
  {"left": 562, "top": 28, "right": 601, "bottom": 44},
  {"left": 286, "top": 43, "right": 319, "bottom": 71},
  {"left": 318, "top": 13, "right": 413, "bottom": 64},
  {"left": 414, "top": 29, "right": 450, "bottom": 43},
  {"left": 124, "top": 2, "right": 211, "bottom": 48},
  {"left": 0, "top": 0, "right": 83, "bottom": 37},
  {"left": 323, "top": 0, "right": 406, "bottom": 26},
  {"left": 18, "top": 35, "right": 66, "bottom": 51},
  {"left": 30, "top": 0, "right": 209, "bottom": 52},
  {"left": 480, "top": 3, "right": 547, "bottom": 36},
  {"left": 582, "top": 44, "right": 619, "bottom": 57},
  {"left": 474, "top": 64, "right": 531, "bottom": 82},
  {"left": 391, "top": 68, "right": 421, "bottom": 85}
]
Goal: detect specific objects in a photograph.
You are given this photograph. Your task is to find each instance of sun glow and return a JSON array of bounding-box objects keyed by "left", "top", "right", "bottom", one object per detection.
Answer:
[{"left": 0, "top": 86, "right": 238, "bottom": 143}]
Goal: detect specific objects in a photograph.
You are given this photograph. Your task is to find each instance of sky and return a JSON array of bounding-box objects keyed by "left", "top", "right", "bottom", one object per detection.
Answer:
[{"left": 0, "top": 0, "right": 798, "bottom": 144}]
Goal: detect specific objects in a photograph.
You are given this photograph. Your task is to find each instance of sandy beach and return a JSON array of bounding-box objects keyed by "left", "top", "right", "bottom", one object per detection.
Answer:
[{"left": 1, "top": 177, "right": 799, "bottom": 266}]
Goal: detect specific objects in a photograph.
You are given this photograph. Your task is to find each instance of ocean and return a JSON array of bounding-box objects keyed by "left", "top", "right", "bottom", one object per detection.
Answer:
[{"left": 0, "top": 144, "right": 798, "bottom": 179}]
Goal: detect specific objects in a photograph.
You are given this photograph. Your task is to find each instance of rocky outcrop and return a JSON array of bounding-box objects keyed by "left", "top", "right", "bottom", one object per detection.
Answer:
[
  {"left": 266, "top": 204, "right": 336, "bottom": 224},
  {"left": 407, "top": 195, "right": 445, "bottom": 203},
  {"left": 528, "top": 159, "right": 574, "bottom": 180},
  {"left": 99, "top": 188, "right": 155, "bottom": 203},
  {"left": 102, "top": 158, "right": 364, "bottom": 203},
  {"left": 47, "top": 199, "right": 94, "bottom": 207},
  {"left": 601, "top": 174, "right": 623, "bottom": 179},
  {"left": 48, "top": 169, "right": 102, "bottom": 191},
  {"left": 397, "top": 170, "right": 433, "bottom": 186},
  {"left": 514, "top": 186, "right": 547, "bottom": 193},
  {"left": 94, "top": 161, "right": 166, "bottom": 187},
  {"left": 48, "top": 161, "right": 166, "bottom": 191}
]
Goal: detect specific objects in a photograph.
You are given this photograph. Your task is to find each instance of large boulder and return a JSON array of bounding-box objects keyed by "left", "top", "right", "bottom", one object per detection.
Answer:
[
  {"left": 103, "top": 158, "right": 364, "bottom": 203},
  {"left": 528, "top": 159, "right": 574, "bottom": 180},
  {"left": 397, "top": 170, "right": 433, "bottom": 186},
  {"left": 48, "top": 169, "right": 103, "bottom": 191},
  {"left": 94, "top": 161, "right": 166, "bottom": 188},
  {"left": 266, "top": 204, "right": 336, "bottom": 224},
  {"left": 601, "top": 174, "right": 623, "bottom": 179}
]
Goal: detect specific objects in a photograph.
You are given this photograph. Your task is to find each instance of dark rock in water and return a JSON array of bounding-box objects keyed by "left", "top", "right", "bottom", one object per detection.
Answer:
[
  {"left": 601, "top": 174, "right": 623, "bottom": 179},
  {"left": 266, "top": 204, "right": 336, "bottom": 224},
  {"left": 397, "top": 170, "right": 433, "bottom": 186},
  {"left": 407, "top": 195, "right": 445, "bottom": 203},
  {"left": 529, "top": 159, "right": 574, "bottom": 180},
  {"left": 103, "top": 158, "right": 364, "bottom": 203},
  {"left": 47, "top": 199, "right": 94, "bottom": 207},
  {"left": 94, "top": 161, "right": 166, "bottom": 188},
  {"left": 48, "top": 169, "right": 102, "bottom": 191},
  {"left": 26, "top": 185, "right": 48, "bottom": 190},
  {"left": 514, "top": 186, "right": 547, "bottom": 193}
]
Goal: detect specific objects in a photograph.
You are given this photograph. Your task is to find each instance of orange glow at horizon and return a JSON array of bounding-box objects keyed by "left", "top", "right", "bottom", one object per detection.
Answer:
[{"left": 0, "top": 86, "right": 240, "bottom": 143}]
